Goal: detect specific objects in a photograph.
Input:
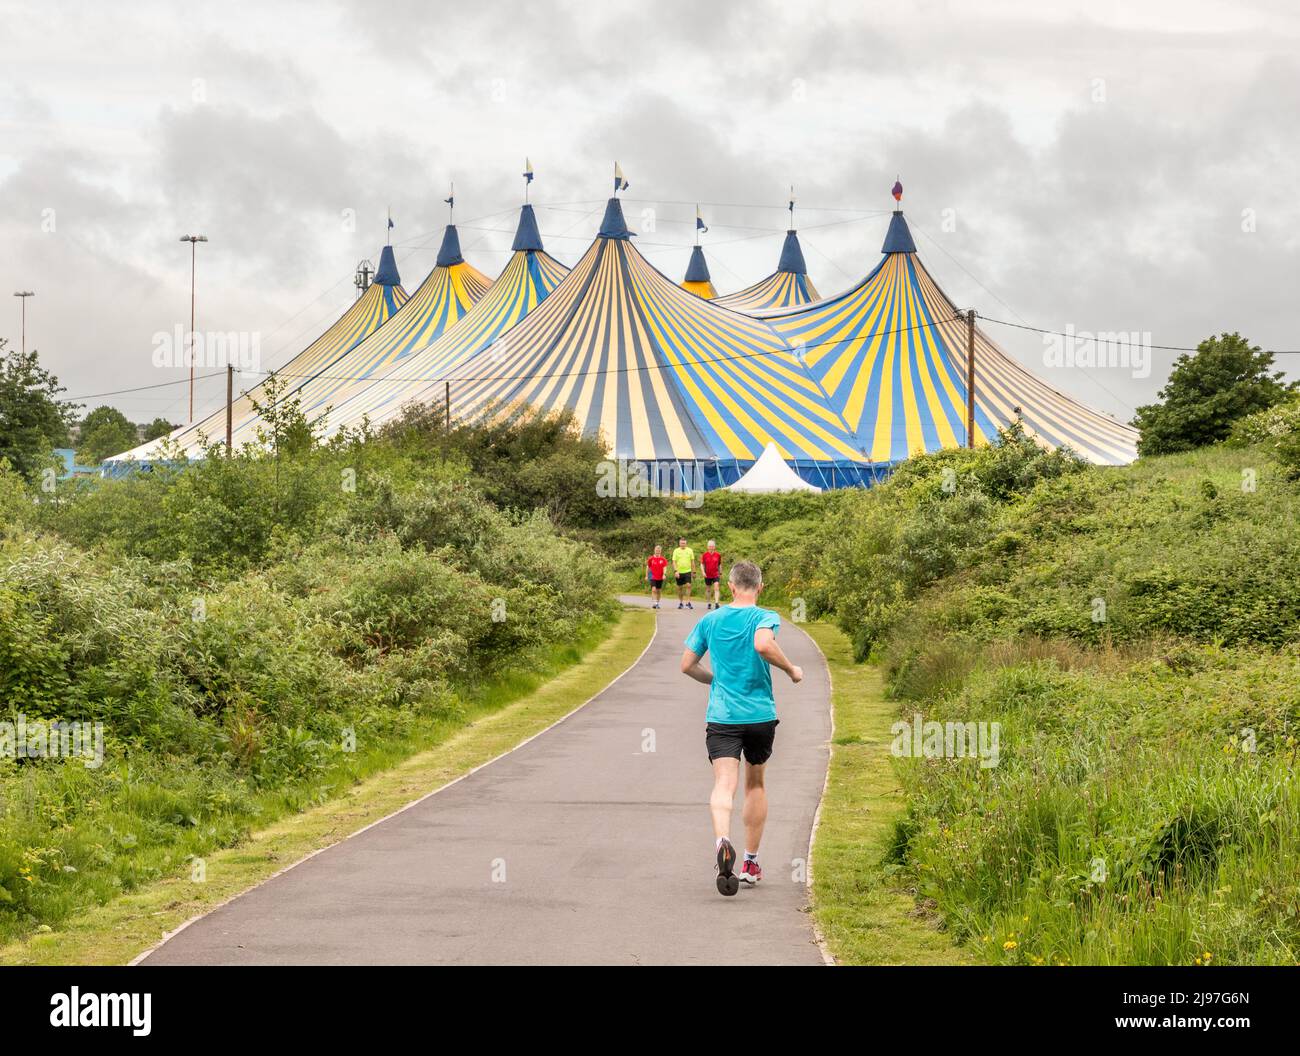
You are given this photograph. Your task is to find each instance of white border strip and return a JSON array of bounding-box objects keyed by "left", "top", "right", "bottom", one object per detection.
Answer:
[
  {"left": 795, "top": 619, "right": 838, "bottom": 967},
  {"left": 129, "top": 607, "right": 659, "bottom": 966}
]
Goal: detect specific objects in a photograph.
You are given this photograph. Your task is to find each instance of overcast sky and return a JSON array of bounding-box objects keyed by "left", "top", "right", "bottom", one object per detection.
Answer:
[{"left": 1, "top": 0, "right": 1296, "bottom": 426}]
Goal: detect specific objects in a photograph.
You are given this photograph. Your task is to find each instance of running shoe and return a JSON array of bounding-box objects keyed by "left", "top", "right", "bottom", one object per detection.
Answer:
[
  {"left": 715, "top": 838, "right": 739, "bottom": 896},
  {"left": 739, "top": 859, "right": 762, "bottom": 885},
  {"left": 687, "top": 602, "right": 694, "bottom": 610}
]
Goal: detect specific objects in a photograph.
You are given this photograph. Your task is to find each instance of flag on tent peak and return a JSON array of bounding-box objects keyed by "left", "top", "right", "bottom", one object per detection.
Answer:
[
  {"left": 614, "top": 162, "right": 629, "bottom": 192},
  {"left": 891, "top": 178, "right": 903, "bottom": 203}
]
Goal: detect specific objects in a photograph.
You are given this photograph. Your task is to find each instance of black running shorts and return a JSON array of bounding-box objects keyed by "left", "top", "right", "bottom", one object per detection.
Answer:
[
  {"left": 649, "top": 578, "right": 664, "bottom": 589},
  {"left": 704, "top": 576, "right": 719, "bottom": 586},
  {"left": 705, "top": 720, "right": 779, "bottom": 765},
  {"left": 675, "top": 572, "right": 692, "bottom": 586}
]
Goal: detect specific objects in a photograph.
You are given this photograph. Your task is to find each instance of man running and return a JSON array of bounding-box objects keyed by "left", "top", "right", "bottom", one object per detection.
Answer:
[
  {"left": 671, "top": 537, "right": 696, "bottom": 610},
  {"left": 645, "top": 544, "right": 668, "bottom": 609},
  {"left": 679, "top": 560, "right": 803, "bottom": 896},
  {"left": 700, "top": 539, "right": 723, "bottom": 610}
]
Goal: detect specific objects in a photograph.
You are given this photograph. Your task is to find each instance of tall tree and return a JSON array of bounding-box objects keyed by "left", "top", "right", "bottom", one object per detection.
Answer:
[
  {"left": 0, "top": 339, "right": 76, "bottom": 480},
  {"left": 78, "top": 405, "right": 140, "bottom": 465},
  {"left": 1133, "top": 333, "right": 1295, "bottom": 456},
  {"left": 142, "top": 417, "right": 177, "bottom": 441}
]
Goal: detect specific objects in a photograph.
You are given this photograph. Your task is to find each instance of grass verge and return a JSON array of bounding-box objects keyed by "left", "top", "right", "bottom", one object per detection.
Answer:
[
  {"left": 0, "top": 604, "right": 654, "bottom": 966},
  {"left": 803, "top": 619, "right": 971, "bottom": 965}
]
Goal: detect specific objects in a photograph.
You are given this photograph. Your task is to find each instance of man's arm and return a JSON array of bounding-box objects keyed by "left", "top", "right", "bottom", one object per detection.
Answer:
[
  {"left": 680, "top": 648, "right": 714, "bottom": 685},
  {"left": 754, "top": 628, "right": 803, "bottom": 684}
]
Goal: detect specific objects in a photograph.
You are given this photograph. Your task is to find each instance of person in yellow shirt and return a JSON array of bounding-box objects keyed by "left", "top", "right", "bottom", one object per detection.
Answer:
[{"left": 671, "top": 537, "right": 697, "bottom": 610}]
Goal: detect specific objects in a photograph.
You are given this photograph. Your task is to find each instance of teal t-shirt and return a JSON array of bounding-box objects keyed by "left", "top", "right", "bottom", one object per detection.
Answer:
[{"left": 685, "top": 605, "right": 781, "bottom": 724}]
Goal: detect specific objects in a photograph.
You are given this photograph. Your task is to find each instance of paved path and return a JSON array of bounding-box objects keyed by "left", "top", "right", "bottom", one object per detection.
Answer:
[{"left": 142, "top": 597, "right": 831, "bottom": 965}]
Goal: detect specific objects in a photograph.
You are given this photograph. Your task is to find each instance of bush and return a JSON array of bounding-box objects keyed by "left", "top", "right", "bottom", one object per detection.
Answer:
[{"left": 0, "top": 419, "right": 617, "bottom": 944}]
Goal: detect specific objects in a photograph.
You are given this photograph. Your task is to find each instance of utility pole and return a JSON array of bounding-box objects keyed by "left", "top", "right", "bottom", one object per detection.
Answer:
[
  {"left": 226, "top": 363, "right": 234, "bottom": 456},
  {"left": 443, "top": 381, "right": 450, "bottom": 464},
  {"left": 179, "top": 235, "right": 208, "bottom": 422},
  {"left": 966, "top": 308, "right": 977, "bottom": 449},
  {"left": 13, "top": 291, "right": 34, "bottom": 354}
]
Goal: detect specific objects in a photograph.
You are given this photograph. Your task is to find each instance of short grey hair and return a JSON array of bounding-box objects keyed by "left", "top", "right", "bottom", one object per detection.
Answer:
[{"left": 728, "top": 560, "right": 762, "bottom": 591}]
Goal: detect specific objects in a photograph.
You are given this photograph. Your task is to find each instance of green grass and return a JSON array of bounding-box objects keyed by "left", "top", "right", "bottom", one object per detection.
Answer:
[
  {"left": 795, "top": 440, "right": 1300, "bottom": 965},
  {"left": 803, "top": 619, "right": 970, "bottom": 965},
  {"left": 0, "top": 605, "right": 655, "bottom": 965}
]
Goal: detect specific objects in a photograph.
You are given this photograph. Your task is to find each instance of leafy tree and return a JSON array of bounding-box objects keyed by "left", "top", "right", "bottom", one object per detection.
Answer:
[
  {"left": 142, "top": 417, "right": 176, "bottom": 441},
  {"left": 0, "top": 338, "right": 76, "bottom": 480},
  {"left": 77, "top": 405, "right": 140, "bottom": 464},
  {"left": 1133, "top": 333, "right": 1295, "bottom": 456}
]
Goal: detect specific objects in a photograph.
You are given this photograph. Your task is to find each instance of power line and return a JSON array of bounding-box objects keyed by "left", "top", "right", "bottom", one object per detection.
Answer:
[{"left": 977, "top": 314, "right": 1300, "bottom": 355}]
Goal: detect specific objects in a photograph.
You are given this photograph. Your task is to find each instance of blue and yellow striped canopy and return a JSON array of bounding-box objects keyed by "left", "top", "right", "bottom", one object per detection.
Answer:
[
  {"left": 116, "top": 245, "right": 410, "bottom": 462},
  {"left": 440, "top": 199, "right": 867, "bottom": 469},
  {"left": 317, "top": 206, "right": 569, "bottom": 435},
  {"left": 118, "top": 228, "right": 491, "bottom": 460},
  {"left": 714, "top": 230, "right": 820, "bottom": 313},
  {"left": 767, "top": 212, "right": 1139, "bottom": 465}
]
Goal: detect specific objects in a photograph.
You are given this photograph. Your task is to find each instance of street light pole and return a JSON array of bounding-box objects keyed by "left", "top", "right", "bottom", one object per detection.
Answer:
[
  {"left": 13, "top": 291, "right": 34, "bottom": 355},
  {"left": 179, "top": 235, "right": 208, "bottom": 422}
]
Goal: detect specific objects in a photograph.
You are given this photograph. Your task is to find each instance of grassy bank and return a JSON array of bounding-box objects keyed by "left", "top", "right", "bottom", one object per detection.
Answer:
[
  {"left": 788, "top": 422, "right": 1300, "bottom": 965},
  {"left": 0, "top": 604, "right": 654, "bottom": 965},
  {"left": 0, "top": 409, "right": 621, "bottom": 950},
  {"left": 804, "top": 619, "right": 970, "bottom": 965}
]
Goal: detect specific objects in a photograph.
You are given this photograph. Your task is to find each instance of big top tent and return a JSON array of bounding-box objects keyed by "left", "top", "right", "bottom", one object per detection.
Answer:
[
  {"left": 312, "top": 203, "right": 569, "bottom": 437},
  {"left": 111, "top": 244, "right": 409, "bottom": 464},
  {"left": 713, "top": 229, "right": 820, "bottom": 313},
  {"left": 110, "top": 224, "right": 491, "bottom": 463},
  {"left": 765, "top": 193, "right": 1139, "bottom": 466},
  {"left": 435, "top": 194, "right": 878, "bottom": 490}
]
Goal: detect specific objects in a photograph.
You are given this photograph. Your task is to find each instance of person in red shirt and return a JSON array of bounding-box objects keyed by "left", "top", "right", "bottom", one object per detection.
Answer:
[
  {"left": 645, "top": 544, "right": 669, "bottom": 609},
  {"left": 701, "top": 539, "right": 724, "bottom": 609}
]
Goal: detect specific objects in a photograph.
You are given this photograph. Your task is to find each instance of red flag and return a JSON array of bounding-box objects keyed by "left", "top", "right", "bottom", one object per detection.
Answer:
[{"left": 891, "top": 179, "right": 903, "bottom": 202}]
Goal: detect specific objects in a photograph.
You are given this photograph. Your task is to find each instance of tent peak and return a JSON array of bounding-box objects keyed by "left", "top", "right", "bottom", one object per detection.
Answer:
[
  {"left": 777, "top": 230, "right": 808, "bottom": 274},
  {"left": 598, "top": 197, "right": 632, "bottom": 240},
  {"left": 436, "top": 224, "right": 465, "bottom": 267},
  {"left": 373, "top": 245, "right": 401, "bottom": 286},
  {"left": 881, "top": 212, "right": 917, "bottom": 254},
  {"left": 684, "top": 244, "right": 712, "bottom": 283},
  {"left": 512, "top": 204, "right": 544, "bottom": 252}
]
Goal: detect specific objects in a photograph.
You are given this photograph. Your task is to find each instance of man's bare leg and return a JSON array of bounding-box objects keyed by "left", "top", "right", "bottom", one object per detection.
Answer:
[
  {"left": 742, "top": 761, "right": 768, "bottom": 853},
  {"left": 710, "top": 757, "right": 739, "bottom": 839}
]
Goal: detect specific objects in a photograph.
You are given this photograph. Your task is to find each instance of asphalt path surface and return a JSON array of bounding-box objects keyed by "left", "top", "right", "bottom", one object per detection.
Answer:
[{"left": 141, "top": 595, "right": 831, "bottom": 965}]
